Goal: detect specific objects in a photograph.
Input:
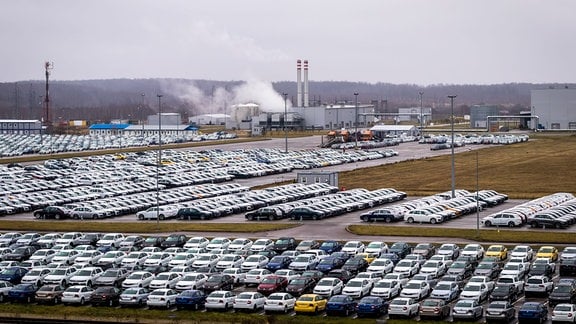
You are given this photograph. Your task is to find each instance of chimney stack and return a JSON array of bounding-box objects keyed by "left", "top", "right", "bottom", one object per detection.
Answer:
[
  {"left": 303, "top": 60, "right": 309, "bottom": 107},
  {"left": 296, "top": 60, "right": 302, "bottom": 107}
]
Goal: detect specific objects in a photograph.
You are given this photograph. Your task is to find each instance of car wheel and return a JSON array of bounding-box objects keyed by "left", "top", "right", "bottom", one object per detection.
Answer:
[
  {"left": 484, "top": 220, "right": 492, "bottom": 227},
  {"left": 166, "top": 301, "right": 171, "bottom": 309},
  {"left": 508, "top": 221, "right": 515, "bottom": 227},
  {"left": 430, "top": 218, "right": 437, "bottom": 224},
  {"left": 385, "top": 217, "right": 392, "bottom": 223},
  {"left": 407, "top": 217, "right": 414, "bottom": 223},
  {"left": 80, "top": 297, "right": 85, "bottom": 305},
  {"left": 138, "top": 215, "right": 144, "bottom": 220},
  {"left": 109, "top": 299, "right": 114, "bottom": 307}
]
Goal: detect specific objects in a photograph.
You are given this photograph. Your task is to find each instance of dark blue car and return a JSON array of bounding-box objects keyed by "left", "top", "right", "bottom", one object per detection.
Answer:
[
  {"left": 319, "top": 241, "right": 342, "bottom": 254},
  {"left": 356, "top": 296, "right": 388, "bottom": 318},
  {"left": 266, "top": 256, "right": 292, "bottom": 271},
  {"left": 8, "top": 283, "right": 37, "bottom": 303},
  {"left": 326, "top": 294, "right": 357, "bottom": 316},
  {"left": 0, "top": 266, "right": 28, "bottom": 284},
  {"left": 518, "top": 302, "right": 548, "bottom": 323},
  {"left": 379, "top": 253, "right": 401, "bottom": 265},
  {"left": 316, "top": 257, "right": 345, "bottom": 273},
  {"left": 175, "top": 289, "right": 206, "bottom": 310}
]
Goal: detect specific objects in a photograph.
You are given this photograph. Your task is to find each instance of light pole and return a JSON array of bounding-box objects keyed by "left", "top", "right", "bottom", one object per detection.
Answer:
[
  {"left": 419, "top": 91, "right": 424, "bottom": 137},
  {"left": 448, "top": 95, "right": 457, "bottom": 199},
  {"left": 354, "top": 92, "right": 359, "bottom": 149},
  {"left": 476, "top": 150, "right": 480, "bottom": 238},
  {"left": 140, "top": 93, "right": 145, "bottom": 137},
  {"left": 283, "top": 92, "right": 288, "bottom": 153},
  {"left": 156, "top": 94, "right": 163, "bottom": 229}
]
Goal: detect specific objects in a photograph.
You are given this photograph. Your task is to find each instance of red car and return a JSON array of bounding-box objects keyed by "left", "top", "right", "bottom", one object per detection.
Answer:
[{"left": 257, "top": 275, "right": 288, "bottom": 296}]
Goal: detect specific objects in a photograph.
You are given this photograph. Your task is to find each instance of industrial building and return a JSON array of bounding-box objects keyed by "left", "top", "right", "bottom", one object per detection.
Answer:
[
  {"left": 531, "top": 88, "right": 576, "bottom": 130},
  {"left": 397, "top": 107, "right": 432, "bottom": 124},
  {"left": 470, "top": 105, "right": 500, "bottom": 129},
  {"left": 0, "top": 119, "right": 42, "bottom": 134}
]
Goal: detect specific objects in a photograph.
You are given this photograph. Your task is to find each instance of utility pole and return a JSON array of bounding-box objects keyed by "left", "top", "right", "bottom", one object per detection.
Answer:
[{"left": 448, "top": 95, "right": 457, "bottom": 199}]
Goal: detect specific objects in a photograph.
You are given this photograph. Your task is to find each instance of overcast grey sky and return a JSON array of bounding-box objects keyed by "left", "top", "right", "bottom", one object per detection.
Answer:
[{"left": 1, "top": 0, "right": 574, "bottom": 85}]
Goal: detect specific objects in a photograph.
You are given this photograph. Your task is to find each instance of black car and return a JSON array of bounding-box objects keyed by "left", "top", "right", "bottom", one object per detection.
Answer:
[
  {"left": 285, "top": 276, "right": 316, "bottom": 296},
  {"left": 319, "top": 241, "right": 343, "bottom": 254},
  {"left": 32, "top": 206, "right": 70, "bottom": 220},
  {"left": 3, "top": 246, "right": 37, "bottom": 262},
  {"left": 560, "top": 258, "right": 576, "bottom": 276},
  {"left": 287, "top": 207, "right": 327, "bottom": 220},
  {"left": 142, "top": 236, "right": 165, "bottom": 248},
  {"left": 549, "top": 283, "right": 576, "bottom": 306},
  {"left": 342, "top": 257, "right": 369, "bottom": 275},
  {"left": 244, "top": 207, "right": 286, "bottom": 221},
  {"left": 300, "top": 270, "right": 325, "bottom": 283},
  {"left": 177, "top": 207, "right": 216, "bottom": 220},
  {"left": 72, "top": 233, "right": 103, "bottom": 247},
  {"left": 271, "top": 237, "right": 297, "bottom": 253},
  {"left": 160, "top": 234, "right": 187, "bottom": 248},
  {"left": 389, "top": 242, "right": 412, "bottom": 259},
  {"left": 257, "top": 250, "right": 277, "bottom": 260},
  {"left": 327, "top": 269, "right": 355, "bottom": 284},
  {"left": 201, "top": 274, "right": 234, "bottom": 293},
  {"left": 528, "top": 263, "right": 554, "bottom": 278},
  {"left": 485, "top": 301, "right": 516, "bottom": 323},
  {"left": 91, "top": 286, "right": 121, "bottom": 307},
  {"left": 489, "top": 284, "right": 518, "bottom": 303}
]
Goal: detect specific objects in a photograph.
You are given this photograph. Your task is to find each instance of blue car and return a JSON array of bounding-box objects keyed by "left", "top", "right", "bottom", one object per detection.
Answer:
[
  {"left": 356, "top": 296, "right": 389, "bottom": 318},
  {"left": 8, "top": 283, "right": 37, "bottom": 303},
  {"left": 518, "top": 302, "right": 548, "bottom": 323},
  {"left": 175, "top": 289, "right": 207, "bottom": 310},
  {"left": 326, "top": 294, "right": 357, "bottom": 316},
  {"left": 266, "top": 256, "right": 292, "bottom": 271},
  {"left": 379, "top": 253, "right": 401, "bottom": 265},
  {"left": 319, "top": 241, "right": 342, "bottom": 254},
  {"left": 316, "top": 257, "right": 345, "bottom": 273},
  {"left": 0, "top": 267, "right": 28, "bottom": 284}
]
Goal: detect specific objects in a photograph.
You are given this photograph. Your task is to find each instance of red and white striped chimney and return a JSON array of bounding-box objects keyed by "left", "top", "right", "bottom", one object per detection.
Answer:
[
  {"left": 303, "top": 60, "right": 309, "bottom": 107},
  {"left": 296, "top": 60, "right": 302, "bottom": 107}
]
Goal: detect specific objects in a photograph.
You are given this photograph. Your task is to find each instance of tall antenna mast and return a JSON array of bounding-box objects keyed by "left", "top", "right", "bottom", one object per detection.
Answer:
[{"left": 44, "top": 61, "right": 53, "bottom": 129}]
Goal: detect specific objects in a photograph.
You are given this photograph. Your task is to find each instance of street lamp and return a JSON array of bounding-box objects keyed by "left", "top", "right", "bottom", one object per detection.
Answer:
[
  {"left": 448, "top": 95, "right": 457, "bottom": 199},
  {"left": 156, "top": 94, "right": 163, "bottom": 229},
  {"left": 140, "top": 93, "right": 145, "bottom": 137},
  {"left": 354, "top": 92, "right": 359, "bottom": 149},
  {"left": 476, "top": 150, "right": 480, "bottom": 238},
  {"left": 419, "top": 91, "right": 424, "bottom": 137},
  {"left": 282, "top": 92, "right": 288, "bottom": 153}
]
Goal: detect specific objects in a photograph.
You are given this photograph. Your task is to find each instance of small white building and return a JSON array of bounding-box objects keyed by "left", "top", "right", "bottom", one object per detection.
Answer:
[
  {"left": 0, "top": 119, "right": 42, "bottom": 134},
  {"left": 370, "top": 124, "right": 420, "bottom": 138},
  {"left": 189, "top": 114, "right": 230, "bottom": 126}
]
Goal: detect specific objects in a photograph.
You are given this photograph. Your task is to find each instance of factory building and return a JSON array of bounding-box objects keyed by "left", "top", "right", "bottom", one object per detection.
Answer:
[
  {"left": 0, "top": 119, "right": 42, "bottom": 134},
  {"left": 470, "top": 105, "right": 500, "bottom": 128},
  {"left": 531, "top": 88, "right": 576, "bottom": 130},
  {"left": 397, "top": 107, "right": 432, "bottom": 124}
]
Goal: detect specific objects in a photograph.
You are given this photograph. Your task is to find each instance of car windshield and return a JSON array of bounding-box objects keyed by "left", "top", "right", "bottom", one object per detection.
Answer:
[
  {"left": 489, "top": 303, "right": 506, "bottom": 309},
  {"left": 521, "top": 303, "right": 540, "bottom": 310},
  {"left": 209, "top": 292, "right": 224, "bottom": 298},
  {"left": 554, "top": 286, "right": 571, "bottom": 293},
  {"left": 298, "top": 296, "right": 313, "bottom": 302},
  {"left": 390, "top": 299, "right": 407, "bottom": 305},
  {"left": 290, "top": 279, "right": 307, "bottom": 285},
  {"left": 493, "top": 286, "right": 509, "bottom": 293},
  {"left": 477, "top": 263, "right": 492, "bottom": 269},
  {"left": 422, "top": 300, "right": 441, "bottom": 306},
  {"left": 236, "top": 293, "right": 253, "bottom": 300},
  {"left": 375, "top": 281, "right": 391, "bottom": 288},
  {"left": 435, "top": 284, "right": 451, "bottom": 290},
  {"left": 76, "top": 270, "right": 93, "bottom": 276},
  {"left": 464, "top": 285, "right": 481, "bottom": 291},
  {"left": 267, "top": 294, "right": 285, "bottom": 300},
  {"left": 261, "top": 277, "right": 277, "bottom": 284},
  {"left": 404, "top": 283, "right": 420, "bottom": 289},
  {"left": 556, "top": 305, "right": 573, "bottom": 311},
  {"left": 456, "top": 301, "right": 473, "bottom": 308}
]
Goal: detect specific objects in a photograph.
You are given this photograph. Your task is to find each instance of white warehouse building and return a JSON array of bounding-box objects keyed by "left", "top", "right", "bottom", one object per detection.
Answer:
[{"left": 531, "top": 88, "right": 576, "bottom": 130}]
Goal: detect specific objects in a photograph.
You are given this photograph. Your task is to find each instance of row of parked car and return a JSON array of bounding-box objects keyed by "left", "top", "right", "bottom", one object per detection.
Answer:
[
  {"left": 482, "top": 192, "right": 576, "bottom": 228},
  {"left": 359, "top": 189, "right": 508, "bottom": 223},
  {"left": 0, "top": 229, "right": 575, "bottom": 322}
]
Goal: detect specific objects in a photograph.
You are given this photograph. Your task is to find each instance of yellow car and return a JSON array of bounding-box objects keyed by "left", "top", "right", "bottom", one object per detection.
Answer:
[
  {"left": 294, "top": 294, "right": 327, "bottom": 314},
  {"left": 536, "top": 246, "right": 559, "bottom": 261},
  {"left": 357, "top": 252, "right": 378, "bottom": 264},
  {"left": 485, "top": 245, "right": 508, "bottom": 260}
]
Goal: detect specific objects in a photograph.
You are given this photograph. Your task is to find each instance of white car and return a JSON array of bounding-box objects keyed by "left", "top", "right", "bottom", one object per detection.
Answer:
[
  {"left": 459, "top": 282, "right": 489, "bottom": 301},
  {"left": 274, "top": 269, "right": 300, "bottom": 282},
  {"left": 367, "top": 258, "right": 395, "bottom": 276},
  {"left": 215, "top": 254, "right": 244, "bottom": 270},
  {"left": 192, "top": 254, "right": 221, "bottom": 269},
  {"left": 68, "top": 266, "right": 103, "bottom": 287},
  {"left": 233, "top": 291, "right": 266, "bottom": 312},
  {"left": 482, "top": 213, "right": 523, "bottom": 227},
  {"left": 29, "top": 249, "right": 56, "bottom": 264},
  {"left": 61, "top": 285, "right": 94, "bottom": 305},
  {"left": 121, "top": 252, "right": 149, "bottom": 267},
  {"left": 149, "top": 272, "right": 182, "bottom": 290},
  {"left": 342, "top": 241, "right": 365, "bottom": 256},
  {"left": 96, "top": 233, "right": 125, "bottom": 248},
  {"left": 98, "top": 251, "right": 126, "bottom": 267},
  {"left": 400, "top": 280, "right": 430, "bottom": 300},
  {"left": 404, "top": 254, "right": 427, "bottom": 266},
  {"left": 500, "top": 262, "right": 528, "bottom": 278},
  {"left": 404, "top": 210, "right": 443, "bottom": 224},
  {"left": 243, "top": 269, "right": 272, "bottom": 287},
  {"left": 552, "top": 303, "right": 576, "bottom": 323},
  {"left": 74, "top": 250, "right": 103, "bottom": 265},
  {"left": 560, "top": 247, "right": 576, "bottom": 261},
  {"left": 313, "top": 277, "right": 343, "bottom": 297},
  {"left": 525, "top": 275, "right": 554, "bottom": 296},
  {"left": 241, "top": 255, "right": 269, "bottom": 271},
  {"left": 147, "top": 288, "right": 178, "bottom": 309},
  {"left": 20, "top": 268, "right": 52, "bottom": 286},
  {"left": 288, "top": 254, "right": 317, "bottom": 272},
  {"left": 222, "top": 268, "right": 246, "bottom": 285},
  {"left": 205, "top": 290, "right": 236, "bottom": 311},
  {"left": 436, "top": 244, "right": 461, "bottom": 260},
  {"left": 37, "top": 233, "right": 61, "bottom": 248},
  {"left": 370, "top": 278, "right": 401, "bottom": 299},
  {"left": 342, "top": 278, "right": 373, "bottom": 298},
  {"left": 365, "top": 241, "right": 389, "bottom": 256},
  {"left": 430, "top": 281, "right": 460, "bottom": 301},
  {"left": 136, "top": 206, "right": 178, "bottom": 220},
  {"left": 168, "top": 253, "right": 196, "bottom": 268},
  {"left": 183, "top": 236, "right": 209, "bottom": 249},
  {"left": 55, "top": 232, "right": 82, "bottom": 246},
  {"left": 175, "top": 273, "right": 208, "bottom": 291},
  {"left": 250, "top": 239, "right": 274, "bottom": 252},
  {"left": 355, "top": 271, "right": 382, "bottom": 285},
  {"left": 144, "top": 252, "right": 173, "bottom": 267},
  {"left": 511, "top": 245, "right": 534, "bottom": 261},
  {"left": 393, "top": 260, "right": 420, "bottom": 276},
  {"left": 43, "top": 266, "right": 78, "bottom": 286},
  {"left": 461, "top": 244, "right": 485, "bottom": 260},
  {"left": 468, "top": 275, "right": 495, "bottom": 292},
  {"left": 383, "top": 272, "right": 410, "bottom": 288},
  {"left": 264, "top": 292, "right": 296, "bottom": 313},
  {"left": 122, "top": 271, "right": 155, "bottom": 289},
  {"left": 52, "top": 249, "right": 79, "bottom": 265},
  {"left": 388, "top": 297, "right": 419, "bottom": 318},
  {"left": 227, "top": 238, "right": 253, "bottom": 251},
  {"left": 206, "top": 237, "right": 231, "bottom": 251},
  {"left": 429, "top": 254, "right": 454, "bottom": 268}
]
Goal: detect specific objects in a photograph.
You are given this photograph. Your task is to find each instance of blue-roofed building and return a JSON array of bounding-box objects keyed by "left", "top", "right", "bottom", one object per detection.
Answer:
[
  {"left": 88, "top": 123, "right": 131, "bottom": 135},
  {"left": 89, "top": 123, "right": 198, "bottom": 137}
]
